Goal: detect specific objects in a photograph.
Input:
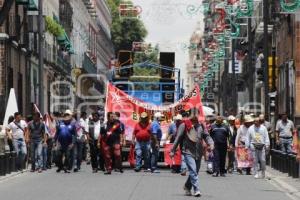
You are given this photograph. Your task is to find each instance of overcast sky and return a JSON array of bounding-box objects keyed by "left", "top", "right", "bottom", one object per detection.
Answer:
[{"left": 131, "top": 0, "right": 203, "bottom": 88}]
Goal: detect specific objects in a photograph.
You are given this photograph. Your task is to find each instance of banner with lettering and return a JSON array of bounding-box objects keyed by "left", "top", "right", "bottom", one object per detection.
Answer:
[{"left": 105, "top": 83, "right": 205, "bottom": 141}]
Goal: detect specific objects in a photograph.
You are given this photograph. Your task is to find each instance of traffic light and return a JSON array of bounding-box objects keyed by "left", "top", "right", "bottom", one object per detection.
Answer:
[{"left": 268, "top": 56, "right": 278, "bottom": 89}]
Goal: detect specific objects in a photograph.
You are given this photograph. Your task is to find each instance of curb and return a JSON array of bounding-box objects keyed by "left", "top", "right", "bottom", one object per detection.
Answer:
[
  {"left": 265, "top": 170, "right": 300, "bottom": 200},
  {"left": 0, "top": 169, "right": 28, "bottom": 182}
]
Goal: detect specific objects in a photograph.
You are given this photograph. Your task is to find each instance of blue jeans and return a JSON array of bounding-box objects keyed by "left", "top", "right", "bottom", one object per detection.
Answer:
[
  {"left": 279, "top": 138, "right": 293, "bottom": 153},
  {"left": 13, "top": 138, "right": 27, "bottom": 170},
  {"left": 150, "top": 145, "right": 159, "bottom": 171},
  {"left": 30, "top": 140, "right": 43, "bottom": 170},
  {"left": 181, "top": 154, "right": 187, "bottom": 172},
  {"left": 73, "top": 140, "right": 84, "bottom": 170},
  {"left": 135, "top": 141, "right": 150, "bottom": 169},
  {"left": 184, "top": 153, "right": 201, "bottom": 193},
  {"left": 42, "top": 144, "right": 47, "bottom": 169}
]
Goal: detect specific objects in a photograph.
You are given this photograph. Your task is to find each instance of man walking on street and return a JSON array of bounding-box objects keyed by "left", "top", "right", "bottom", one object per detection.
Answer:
[
  {"left": 55, "top": 110, "right": 76, "bottom": 173},
  {"left": 150, "top": 112, "right": 163, "bottom": 173},
  {"left": 246, "top": 117, "right": 270, "bottom": 179},
  {"left": 276, "top": 113, "right": 295, "bottom": 154},
  {"left": 210, "top": 115, "right": 230, "bottom": 177},
  {"left": 170, "top": 115, "right": 214, "bottom": 197},
  {"left": 72, "top": 112, "right": 87, "bottom": 172},
  {"left": 227, "top": 115, "right": 237, "bottom": 173},
  {"left": 88, "top": 112, "right": 105, "bottom": 173},
  {"left": 114, "top": 112, "right": 126, "bottom": 172},
  {"left": 99, "top": 112, "right": 123, "bottom": 174},
  {"left": 132, "top": 112, "right": 151, "bottom": 172},
  {"left": 6, "top": 112, "right": 28, "bottom": 171},
  {"left": 28, "top": 112, "right": 47, "bottom": 173},
  {"left": 236, "top": 115, "right": 254, "bottom": 175}
]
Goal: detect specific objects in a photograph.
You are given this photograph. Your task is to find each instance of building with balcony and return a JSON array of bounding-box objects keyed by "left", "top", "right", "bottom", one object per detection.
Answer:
[
  {"left": 70, "top": 0, "right": 114, "bottom": 110},
  {"left": 0, "top": 0, "right": 35, "bottom": 120}
]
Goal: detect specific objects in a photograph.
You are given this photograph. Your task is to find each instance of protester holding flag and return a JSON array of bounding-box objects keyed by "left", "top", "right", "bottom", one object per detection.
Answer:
[
  {"left": 99, "top": 112, "right": 123, "bottom": 174},
  {"left": 170, "top": 114, "right": 214, "bottom": 197},
  {"left": 27, "top": 112, "right": 47, "bottom": 173},
  {"left": 54, "top": 110, "right": 76, "bottom": 173},
  {"left": 132, "top": 112, "right": 152, "bottom": 172},
  {"left": 6, "top": 112, "right": 28, "bottom": 171},
  {"left": 88, "top": 112, "right": 105, "bottom": 173}
]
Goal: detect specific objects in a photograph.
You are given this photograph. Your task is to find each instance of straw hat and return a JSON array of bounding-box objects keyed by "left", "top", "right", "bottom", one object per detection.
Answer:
[
  {"left": 244, "top": 115, "right": 254, "bottom": 123},
  {"left": 228, "top": 115, "right": 236, "bottom": 121}
]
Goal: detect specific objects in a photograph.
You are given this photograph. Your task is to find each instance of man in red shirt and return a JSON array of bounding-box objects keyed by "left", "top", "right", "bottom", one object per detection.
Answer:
[{"left": 132, "top": 112, "right": 151, "bottom": 172}]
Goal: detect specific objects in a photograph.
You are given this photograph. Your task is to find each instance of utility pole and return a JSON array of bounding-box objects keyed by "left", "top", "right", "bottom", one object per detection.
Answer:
[
  {"left": 231, "top": 25, "right": 237, "bottom": 115},
  {"left": 38, "top": 0, "right": 44, "bottom": 113},
  {"left": 248, "top": 17, "right": 254, "bottom": 103},
  {"left": 263, "top": 0, "right": 269, "bottom": 118}
]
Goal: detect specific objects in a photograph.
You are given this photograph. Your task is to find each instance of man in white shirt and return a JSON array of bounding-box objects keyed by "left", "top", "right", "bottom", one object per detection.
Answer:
[
  {"left": 88, "top": 112, "right": 105, "bottom": 173},
  {"left": 73, "top": 112, "right": 88, "bottom": 172},
  {"left": 235, "top": 115, "right": 254, "bottom": 175},
  {"left": 246, "top": 117, "right": 270, "bottom": 179},
  {"left": 276, "top": 113, "right": 295, "bottom": 154},
  {"left": 6, "top": 112, "right": 28, "bottom": 171}
]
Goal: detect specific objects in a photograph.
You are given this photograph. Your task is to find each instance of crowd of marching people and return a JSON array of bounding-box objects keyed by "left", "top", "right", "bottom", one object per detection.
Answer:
[{"left": 3, "top": 108, "right": 300, "bottom": 197}]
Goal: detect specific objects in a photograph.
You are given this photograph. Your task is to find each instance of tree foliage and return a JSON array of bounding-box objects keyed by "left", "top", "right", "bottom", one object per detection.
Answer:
[
  {"left": 107, "top": 0, "right": 148, "bottom": 54},
  {"left": 133, "top": 44, "right": 159, "bottom": 64}
]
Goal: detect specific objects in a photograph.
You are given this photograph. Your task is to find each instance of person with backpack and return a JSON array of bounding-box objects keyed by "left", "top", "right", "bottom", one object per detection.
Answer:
[
  {"left": 132, "top": 112, "right": 152, "bottom": 172},
  {"left": 170, "top": 114, "right": 214, "bottom": 197},
  {"left": 6, "top": 112, "right": 28, "bottom": 171},
  {"left": 27, "top": 112, "right": 47, "bottom": 173}
]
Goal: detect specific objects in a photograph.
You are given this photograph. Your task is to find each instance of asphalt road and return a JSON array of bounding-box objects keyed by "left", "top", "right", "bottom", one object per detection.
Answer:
[{"left": 0, "top": 164, "right": 293, "bottom": 200}]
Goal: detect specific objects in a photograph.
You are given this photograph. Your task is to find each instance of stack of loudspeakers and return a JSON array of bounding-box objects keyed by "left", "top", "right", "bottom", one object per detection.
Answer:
[
  {"left": 118, "top": 51, "right": 133, "bottom": 78},
  {"left": 160, "top": 52, "right": 175, "bottom": 104}
]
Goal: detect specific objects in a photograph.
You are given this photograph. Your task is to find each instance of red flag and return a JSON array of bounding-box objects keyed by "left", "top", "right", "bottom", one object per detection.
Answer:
[
  {"left": 164, "top": 144, "right": 181, "bottom": 166},
  {"left": 105, "top": 83, "right": 205, "bottom": 141}
]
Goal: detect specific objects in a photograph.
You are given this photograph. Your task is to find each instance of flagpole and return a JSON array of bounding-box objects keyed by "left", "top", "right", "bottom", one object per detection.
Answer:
[{"left": 104, "top": 81, "right": 110, "bottom": 122}]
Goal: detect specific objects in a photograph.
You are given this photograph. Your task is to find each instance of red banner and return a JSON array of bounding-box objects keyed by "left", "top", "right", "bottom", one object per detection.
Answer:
[{"left": 105, "top": 83, "right": 205, "bottom": 141}]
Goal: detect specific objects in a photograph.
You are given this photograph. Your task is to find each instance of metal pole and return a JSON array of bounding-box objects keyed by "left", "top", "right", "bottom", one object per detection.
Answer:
[
  {"left": 248, "top": 17, "right": 254, "bottom": 103},
  {"left": 38, "top": 0, "right": 44, "bottom": 114},
  {"left": 263, "top": 0, "right": 269, "bottom": 117},
  {"left": 231, "top": 36, "right": 236, "bottom": 114}
]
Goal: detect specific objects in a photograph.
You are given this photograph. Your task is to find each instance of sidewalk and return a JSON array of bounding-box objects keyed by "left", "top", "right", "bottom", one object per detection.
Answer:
[{"left": 266, "top": 166, "right": 300, "bottom": 199}]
